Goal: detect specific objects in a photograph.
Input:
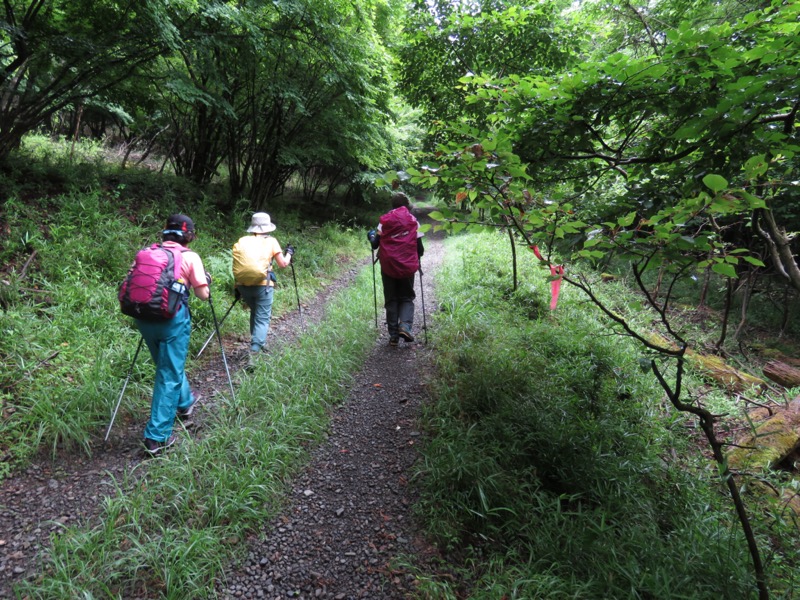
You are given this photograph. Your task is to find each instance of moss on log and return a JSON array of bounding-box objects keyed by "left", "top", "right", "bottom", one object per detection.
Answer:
[{"left": 647, "top": 333, "right": 766, "bottom": 392}]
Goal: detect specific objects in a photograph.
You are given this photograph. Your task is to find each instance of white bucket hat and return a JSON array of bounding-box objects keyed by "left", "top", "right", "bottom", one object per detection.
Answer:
[{"left": 247, "top": 212, "right": 276, "bottom": 233}]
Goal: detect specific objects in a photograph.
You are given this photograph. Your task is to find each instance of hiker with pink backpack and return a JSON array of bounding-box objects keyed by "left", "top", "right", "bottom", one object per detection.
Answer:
[
  {"left": 118, "top": 214, "right": 210, "bottom": 455},
  {"left": 368, "top": 192, "right": 425, "bottom": 346}
]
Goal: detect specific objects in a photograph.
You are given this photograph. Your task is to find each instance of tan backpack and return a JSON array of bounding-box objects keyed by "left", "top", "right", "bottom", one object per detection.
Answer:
[{"left": 232, "top": 235, "right": 274, "bottom": 285}]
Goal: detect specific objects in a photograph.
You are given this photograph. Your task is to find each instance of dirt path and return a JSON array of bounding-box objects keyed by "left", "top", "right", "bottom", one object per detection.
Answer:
[
  {"left": 217, "top": 217, "right": 445, "bottom": 600},
  {"left": 0, "top": 211, "right": 445, "bottom": 599}
]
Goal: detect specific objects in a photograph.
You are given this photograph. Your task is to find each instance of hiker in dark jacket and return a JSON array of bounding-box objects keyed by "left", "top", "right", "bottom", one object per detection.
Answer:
[{"left": 368, "top": 193, "right": 424, "bottom": 346}]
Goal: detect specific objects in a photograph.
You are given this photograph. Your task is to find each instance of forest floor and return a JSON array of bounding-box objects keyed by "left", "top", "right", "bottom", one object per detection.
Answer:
[{"left": 0, "top": 210, "right": 447, "bottom": 600}]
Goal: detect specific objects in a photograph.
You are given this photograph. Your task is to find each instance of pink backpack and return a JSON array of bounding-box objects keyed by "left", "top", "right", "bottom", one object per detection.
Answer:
[
  {"left": 378, "top": 206, "right": 419, "bottom": 278},
  {"left": 119, "top": 244, "right": 187, "bottom": 321}
]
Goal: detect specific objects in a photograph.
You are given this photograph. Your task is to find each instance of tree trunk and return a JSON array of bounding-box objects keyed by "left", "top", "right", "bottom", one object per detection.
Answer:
[
  {"left": 716, "top": 278, "right": 733, "bottom": 351},
  {"left": 733, "top": 270, "right": 757, "bottom": 341},
  {"left": 757, "top": 208, "right": 800, "bottom": 293},
  {"left": 69, "top": 104, "right": 84, "bottom": 163}
]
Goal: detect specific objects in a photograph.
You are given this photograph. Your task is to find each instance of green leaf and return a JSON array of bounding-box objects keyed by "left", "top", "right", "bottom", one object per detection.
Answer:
[
  {"left": 739, "top": 191, "right": 767, "bottom": 210},
  {"left": 743, "top": 155, "right": 769, "bottom": 179},
  {"left": 711, "top": 262, "right": 737, "bottom": 278},
  {"left": 742, "top": 256, "right": 765, "bottom": 267},
  {"left": 617, "top": 212, "right": 636, "bottom": 227},
  {"left": 702, "top": 174, "right": 728, "bottom": 193}
]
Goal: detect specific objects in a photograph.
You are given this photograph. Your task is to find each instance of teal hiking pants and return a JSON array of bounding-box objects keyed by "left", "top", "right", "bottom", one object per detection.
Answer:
[{"left": 136, "top": 305, "right": 195, "bottom": 442}]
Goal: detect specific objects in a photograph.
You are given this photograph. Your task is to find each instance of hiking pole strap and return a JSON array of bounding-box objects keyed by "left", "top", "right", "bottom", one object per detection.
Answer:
[{"left": 105, "top": 336, "right": 144, "bottom": 442}]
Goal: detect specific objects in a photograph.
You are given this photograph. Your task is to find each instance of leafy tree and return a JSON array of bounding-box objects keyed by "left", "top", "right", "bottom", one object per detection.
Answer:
[
  {"left": 468, "top": 0, "right": 800, "bottom": 288},
  {"left": 147, "top": 0, "right": 402, "bottom": 209},
  {"left": 388, "top": 1, "right": 800, "bottom": 596},
  {"left": 0, "top": 0, "right": 181, "bottom": 162},
  {"left": 237, "top": 0, "right": 399, "bottom": 208},
  {"left": 397, "top": 0, "right": 574, "bottom": 143}
]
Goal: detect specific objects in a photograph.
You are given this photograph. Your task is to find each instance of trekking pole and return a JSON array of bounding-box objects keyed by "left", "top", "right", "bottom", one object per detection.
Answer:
[
  {"left": 196, "top": 297, "right": 239, "bottom": 359},
  {"left": 208, "top": 293, "right": 236, "bottom": 402},
  {"left": 419, "top": 267, "right": 428, "bottom": 345},
  {"left": 290, "top": 261, "right": 305, "bottom": 331},
  {"left": 105, "top": 337, "right": 144, "bottom": 442},
  {"left": 371, "top": 248, "right": 378, "bottom": 328}
]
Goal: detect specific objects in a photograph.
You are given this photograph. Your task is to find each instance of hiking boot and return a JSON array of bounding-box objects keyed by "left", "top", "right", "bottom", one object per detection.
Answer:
[
  {"left": 143, "top": 434, "right": 177, "bottom": 456},
  {"left": 398, "top": 323, "right": 414, "bottom": 342},
  {"left": 177, "top": 394, "right": 200, "bottom": 420},
  {"left": 389, "top": 335, "right": 399, "bottom": 346},
  {"left": 245, "top": 352, "right": 259, "bottom": 371}
]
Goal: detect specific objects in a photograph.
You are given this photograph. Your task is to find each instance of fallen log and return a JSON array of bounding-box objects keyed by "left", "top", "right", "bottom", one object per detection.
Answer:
[
  {"left": 727, "top": 398, "right": 800, "bottom": 517},
  {"left": 647, "top": 333, "right": 766, "bottom": 392},
  {"left": 763, "top": 360, "right": 800, "bottom": 388}
]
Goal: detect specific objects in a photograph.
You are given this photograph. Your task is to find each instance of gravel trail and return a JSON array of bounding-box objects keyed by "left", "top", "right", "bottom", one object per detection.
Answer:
[
  {"left": 0, "top": 211, "right": 444, "bottom": 599},
  {"left": 218, "top": 215, "right": 445, "bottom": 599}
]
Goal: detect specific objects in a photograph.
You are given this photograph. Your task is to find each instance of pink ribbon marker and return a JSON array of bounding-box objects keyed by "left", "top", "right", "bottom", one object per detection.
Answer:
[
  {"left": 530, "top": 245, "right": 564, "bottom": 310},
  {"left": 549, "top": 265, "right": 565, "bottom": 310}
]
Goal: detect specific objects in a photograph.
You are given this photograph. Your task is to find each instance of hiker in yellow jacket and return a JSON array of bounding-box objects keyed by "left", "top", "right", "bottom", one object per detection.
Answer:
[{"left": 233, "top": 213, "right": 294, "bottom": 366}]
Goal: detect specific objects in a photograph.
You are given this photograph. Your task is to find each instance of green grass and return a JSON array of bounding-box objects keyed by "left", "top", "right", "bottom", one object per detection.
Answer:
[
  {"left": 0, "top": 161, "right": 370, "bottom": 469},
  {"left": 407, "top": 230, "right": 791, "bottom": 599},
  {"left": 15, "top": 256, "right": 379, "bottom": 599}
]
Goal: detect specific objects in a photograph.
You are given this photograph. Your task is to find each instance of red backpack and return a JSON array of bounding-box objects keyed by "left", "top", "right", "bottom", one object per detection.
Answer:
[
  {"left": 119, "top": 244, "right": 187, "bottom": 321},
  {"left": 378, "top": 206, "right": 419, "bottom": 278}
]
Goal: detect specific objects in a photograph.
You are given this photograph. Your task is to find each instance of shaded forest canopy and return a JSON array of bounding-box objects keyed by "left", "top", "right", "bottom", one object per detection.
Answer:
[{"left": 2, "top": 0, "right": 798, "bottom": 288}]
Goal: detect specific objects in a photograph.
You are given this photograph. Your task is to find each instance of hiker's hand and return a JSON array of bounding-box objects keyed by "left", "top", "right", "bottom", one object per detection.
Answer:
[
  {"left": 285, "top": 244, "right": 295, "bottom": 256},
  {"left": 367, "top": 230, "right": 377, "bottom": 245},
  {"left": 205, "top": 272, "right": 212, "bottom": 285},
  {"left": 234, "top": 287, "right": 241, "bottom": 300}
]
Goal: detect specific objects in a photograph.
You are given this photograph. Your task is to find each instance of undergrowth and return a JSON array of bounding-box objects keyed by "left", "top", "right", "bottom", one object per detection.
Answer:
[{"left": 409, "top": 230, "right": 798, "bottom": 599}]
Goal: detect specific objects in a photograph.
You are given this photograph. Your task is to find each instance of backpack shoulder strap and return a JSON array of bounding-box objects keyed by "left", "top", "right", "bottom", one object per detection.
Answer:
[{"left": 156, "top": 243, "right": 186, "bottom": 281}]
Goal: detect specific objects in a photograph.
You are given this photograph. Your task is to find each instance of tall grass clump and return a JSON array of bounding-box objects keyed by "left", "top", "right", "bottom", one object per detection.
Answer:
[
  {"left": 0, "top": 189, "right": 159, "bottom": 461},
  {"left": 411, "top": 230, "right": 757, "bottom": 599},
  {"left": 16, "top": 263, "right": 379, "bottom": 599}
]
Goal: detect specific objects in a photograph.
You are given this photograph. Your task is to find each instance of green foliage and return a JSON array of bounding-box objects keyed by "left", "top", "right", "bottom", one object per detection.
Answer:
[
  {"left": 413, "top": 231, "right": 761, "bottom": 597},
  {"left": 144, "top": 0, "right": 409, "bottom": 207},
  {"left": 0, "top": 0, "right": 178, "bottom": 162},
  {"left": 398, "top": 0, "right": 575, "bottom": 133},
  {"left": 397, "top": 0, "right": 800, "bottom": 315}
]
